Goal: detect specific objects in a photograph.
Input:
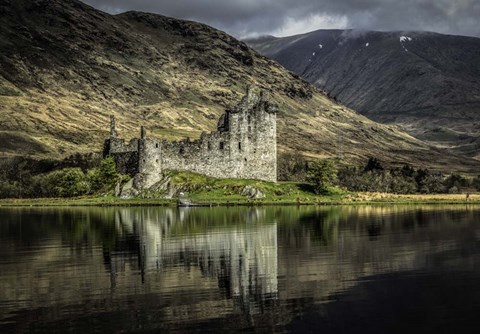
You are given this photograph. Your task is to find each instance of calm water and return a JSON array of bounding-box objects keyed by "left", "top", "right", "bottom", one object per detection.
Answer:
[{"left": 0, "top": 205, "right": 479, "bottom": 333}]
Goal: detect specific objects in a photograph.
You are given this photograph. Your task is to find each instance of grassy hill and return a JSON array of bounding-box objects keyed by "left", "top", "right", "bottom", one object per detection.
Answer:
[{"left": 0, "top": 0, "right": 478, "bottom": 172}]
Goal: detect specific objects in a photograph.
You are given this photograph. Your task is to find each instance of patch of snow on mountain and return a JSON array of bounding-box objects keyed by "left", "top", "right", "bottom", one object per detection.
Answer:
[
  {"left": 400, "top": 36, "right": 413, "bottom": 42},
  {"left": 312, "top": 52, "right": 316, "bottom": 56},
  {"left": 365, "top": 42, "right": 369, "bottom": 47},
  {"left": 319, "top": 44, "right": 323, "bottom": 49}
]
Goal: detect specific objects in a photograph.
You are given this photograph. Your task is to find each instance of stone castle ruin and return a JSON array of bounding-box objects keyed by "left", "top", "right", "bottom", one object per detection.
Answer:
[{"left": 104, "top": 88, "right": 278, "bottom": 188}]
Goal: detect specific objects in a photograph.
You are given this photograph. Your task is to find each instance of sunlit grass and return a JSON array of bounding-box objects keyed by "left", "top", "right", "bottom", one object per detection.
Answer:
[{"left": 0, "top": 171, "right": 478, "bottom": 207}]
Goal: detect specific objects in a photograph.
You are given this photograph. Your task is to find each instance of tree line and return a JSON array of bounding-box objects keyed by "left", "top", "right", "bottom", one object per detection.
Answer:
[
  {"left": 0, "top": 154, "right": 124, "bottom": 198},
  {"left": 1, "top": 152, "right": 479, "bottom": 198},
  {"left": 279, "top": 154, "right": 480, "bottom": 195}
]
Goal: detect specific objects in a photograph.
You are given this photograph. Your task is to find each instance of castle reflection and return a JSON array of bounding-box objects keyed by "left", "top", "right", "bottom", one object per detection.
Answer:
[
  {"left": 2, "top": 205, "right": 479, "bottom": 332},
  {"left": 104, "top": 207, "right": 278, "bottom": 314}
]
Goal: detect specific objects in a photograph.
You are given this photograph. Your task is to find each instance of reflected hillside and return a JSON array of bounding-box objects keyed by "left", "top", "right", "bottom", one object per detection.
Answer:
[
  {"left": 0, "top": 207, "right": 282, "bottom": 329},
  {"left": 1, "top": 205, "right": 479, "bottom": 332},
  {"left": 278, "top": 205, "right": 480, "bottom": 303}
]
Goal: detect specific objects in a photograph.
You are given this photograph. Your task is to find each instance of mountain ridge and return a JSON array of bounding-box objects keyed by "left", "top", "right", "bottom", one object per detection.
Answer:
[
  {"left": 246, "top": 29, "right": 480, "bottom": 160},
  {"left": 0, "top": 0, "right": 477, "bottom": 172}
]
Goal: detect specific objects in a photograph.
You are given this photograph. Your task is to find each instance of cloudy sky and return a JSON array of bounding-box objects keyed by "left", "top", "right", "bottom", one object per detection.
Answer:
[{"left": 83, "top": 0, "right": 480, "bottom": 38}]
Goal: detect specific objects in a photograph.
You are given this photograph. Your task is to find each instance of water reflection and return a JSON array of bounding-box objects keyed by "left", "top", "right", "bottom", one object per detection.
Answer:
[
  {"left": 107, "top": 208, "right": 278, "bottom": 314},
  {"left": 0, "top": 205, "right": 479, "bottom": 333}
]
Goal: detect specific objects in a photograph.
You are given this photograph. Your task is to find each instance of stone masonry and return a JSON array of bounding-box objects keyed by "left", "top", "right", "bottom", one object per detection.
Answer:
[{"left": 104, "top": 88, "right": 278, "bottom": 188}]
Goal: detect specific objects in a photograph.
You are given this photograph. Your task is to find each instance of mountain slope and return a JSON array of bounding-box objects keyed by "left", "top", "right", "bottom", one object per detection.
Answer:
[
  {"left": 0, "top": 0, "right": 477, "bottom": 172},
  {"left": 246, "top": 30, "right": 480, "bottom": 159}
]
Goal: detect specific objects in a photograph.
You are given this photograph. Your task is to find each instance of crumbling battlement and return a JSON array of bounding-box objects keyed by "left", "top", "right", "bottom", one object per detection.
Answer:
[{"left": 104, "top": 88, "right": 278, "bottom": 189}]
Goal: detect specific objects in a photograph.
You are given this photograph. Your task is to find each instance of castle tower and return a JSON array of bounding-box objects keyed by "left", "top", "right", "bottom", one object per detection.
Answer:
[
  {"left": 222, "top": 87, "right": 278, "bottom": 182},
  {"left": 104, "top": 87, "right": 278, "bottom": 189},
  {"left": 110, "top": 115, "right": 117, "bottom": 138}
]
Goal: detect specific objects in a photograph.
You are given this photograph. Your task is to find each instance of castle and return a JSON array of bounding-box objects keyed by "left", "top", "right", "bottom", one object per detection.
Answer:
[{"left": 104, "top": 88, "right": 278, "bottom": 188}]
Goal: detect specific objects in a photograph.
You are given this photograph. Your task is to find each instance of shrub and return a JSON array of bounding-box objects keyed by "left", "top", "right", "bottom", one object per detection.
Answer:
[
  {"left": 389, "top": 175, "right": 417, "bottom": 194},
  {"left": 364, "top": 157, "right": 384, "bottom": 172},
  {"left": 31, "top": 168, "right": 89, "bottom": 198},
  {"left": 57, "top": 168, "right": 90, "bottom": 197},
  {"left": 277, "top": 152, "right": 308, "bottom": 181},
  {"left": 473, "top": 176, "right": 480, "bottom": 191},
  {"left": 0, "top": 181, "right": 24, "bottom": 199},
  {"left": 88, "top": 157, "right": 120, "bottom": 193},
  {"left": 443, "top": 174, "right": 470, "bottom": 192},
  {"left": 338, "top": 160, "right": 447, "bottom": 194},
  {"left": 0, "top": 155, "right": 123, "bottom": 198},
  {"left": 307, "top": 159, "right": 338, "bottom": 194}
]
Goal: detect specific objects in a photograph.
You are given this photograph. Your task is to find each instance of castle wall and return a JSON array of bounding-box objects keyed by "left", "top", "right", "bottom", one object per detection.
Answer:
[
  {"left": 108, "top": 138, "right": 140, "bottom": 177},
  {"left": 105, "top": 89, "right": 278, "bottom": 189},
  {"left": 138, "top": 99, "right": 276, "bottom": 186}
]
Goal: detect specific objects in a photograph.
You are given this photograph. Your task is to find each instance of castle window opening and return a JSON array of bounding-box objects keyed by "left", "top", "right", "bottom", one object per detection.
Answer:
[
  {"left": 207, "top": 142, "right": 211, "bottom": 150},
  {"left": 238, "top": 142, "right": 242, "bottom": 151},
  {"left": 247, "top": 115, "right": 251, "bottom": 124},
  {"left": 156, "top": 143, "right": 158, "bottom": 148},
  {"left": 219, "top": 142, "right": 224, "bottom": 150},
  {"left": 179, "top": 147, "right": 184, "bottom": 154}
]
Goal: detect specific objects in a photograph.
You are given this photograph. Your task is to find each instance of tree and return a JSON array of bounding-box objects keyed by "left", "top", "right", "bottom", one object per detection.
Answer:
[
  {"left": 31, "top": 168, "right": 89, "bottom": 198},
  {"left": 364, "top": 157, "right": 384, "bottom": 172},
  {"left": 56, "top": 168, "right": 90, "bottom": 197},
  {"left": 444, "top": 173, "right": 469, "bottom": 193},
  {"left": 415, "top": 169, "right": 446, "bottom": 193},
  {"left": 400, "top": 164, "right": 415, "bottom": 178},
  {"left": 307, "top": 159, "right": 338, "bottom": 194},
  {"left": 390, "top": 175, "right": 417, "bottom": 194},
  {"left": 277, "top": 152, "right": 308, "bottom": 181},
  {"left": 88, "top": 157, "right": 120, "bottom": 193},
  {"left": 338, "top": 166, "right": 364, "bottom": 191},
  {"left": 473, "top": 176, "right": 480, "bottom": 191}
]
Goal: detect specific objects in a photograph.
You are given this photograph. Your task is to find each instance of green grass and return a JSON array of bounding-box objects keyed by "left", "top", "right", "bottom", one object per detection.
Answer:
[
  {"left": 0, "top": 171, "right": 348, "bottom": 207},
  {"left": 1, "top": 171, "right": 479, "bottom": 207},
  {"left": 0, "top": 196, "right": 175, "bottom": 207},
  {"left": 161, "top": 170, "right": 348, "bottom": 205}
]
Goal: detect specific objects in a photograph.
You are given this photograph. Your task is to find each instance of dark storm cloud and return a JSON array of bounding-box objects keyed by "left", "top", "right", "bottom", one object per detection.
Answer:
[{"left": 82, "top": 0, "right": 480, "bottom": 38}]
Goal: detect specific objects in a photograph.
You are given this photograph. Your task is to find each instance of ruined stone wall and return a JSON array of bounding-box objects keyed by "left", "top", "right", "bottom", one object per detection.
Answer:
[
  {"left": 105, "top": 89, "right": 278, "bottom": 188},
  {"left": 108, "top": 138, "right": 139, "bottom": 177},
  {"left": 137, "top": 90, "right": 277, "bottom": 187}
]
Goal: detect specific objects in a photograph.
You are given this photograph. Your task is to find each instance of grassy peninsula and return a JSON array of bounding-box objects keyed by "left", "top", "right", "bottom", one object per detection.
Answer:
[{"left": 1, "top": 170, "right": 479, "bottom": 207}]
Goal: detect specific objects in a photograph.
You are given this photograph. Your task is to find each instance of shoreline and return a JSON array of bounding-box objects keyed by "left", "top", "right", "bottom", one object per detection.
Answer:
[{"left": 1, "top": 193, "right": 479, "bottom": 207}]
